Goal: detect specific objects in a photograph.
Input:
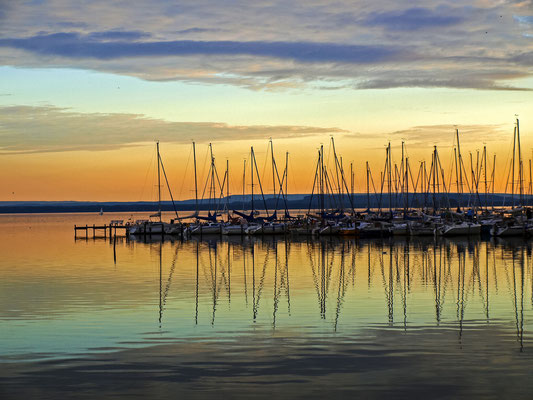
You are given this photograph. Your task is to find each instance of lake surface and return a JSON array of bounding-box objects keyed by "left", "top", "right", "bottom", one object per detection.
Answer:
[{"left": 2, "top": 213, "right": 533, "bottom": 399}]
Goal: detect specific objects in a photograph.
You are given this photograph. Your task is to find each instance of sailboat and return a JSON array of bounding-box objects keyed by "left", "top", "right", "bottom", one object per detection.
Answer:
[
  {"left": 129, "top": 142, "right": 181, "bottom": 236},
  {"left": 247, "top": 141, "right": 290, "bottom": 235},
  {"left": 189, "top": 143, "right": 226, "bottom": 235},
  {"left": 223, "top": 159, "right": 251, "bottom": 235}
]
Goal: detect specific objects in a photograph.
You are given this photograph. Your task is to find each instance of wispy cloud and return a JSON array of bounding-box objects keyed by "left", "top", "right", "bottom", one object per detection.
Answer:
[
  {"left": 363, "top": 7, "right": 467, "bottom": 31},
  {"left": 175, "top": 27, "right": 223, "bottom": 35},
  {"left": 514, "top": 15, "right": 533, "bottom": 23},
  {"left": 385, "top": 124, "right": 507, "bottom": 148},
  {"left": 54, "top": 21, "right": 88, "bottom": 29},
  {"left": 87, "top": 30, "right": 151, "bottom": 41},
  {"left": 0, "top": 106, "right": 347, "bottom": 154}
]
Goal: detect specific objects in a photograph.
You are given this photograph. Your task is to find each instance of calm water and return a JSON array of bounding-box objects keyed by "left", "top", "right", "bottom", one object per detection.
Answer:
[{"left": 2, "top": 213, "right": 533, "bottom": 399}]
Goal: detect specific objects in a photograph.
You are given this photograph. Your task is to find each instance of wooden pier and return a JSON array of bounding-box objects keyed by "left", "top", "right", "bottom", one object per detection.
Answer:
[{"left": 74, "top": 221, "right": 129, "bottom": 239}]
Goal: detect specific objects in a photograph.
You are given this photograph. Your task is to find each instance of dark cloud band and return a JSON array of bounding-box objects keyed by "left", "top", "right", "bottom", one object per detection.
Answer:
[{"left": 0, "top": 32, "right": 402, "bottom": 64}]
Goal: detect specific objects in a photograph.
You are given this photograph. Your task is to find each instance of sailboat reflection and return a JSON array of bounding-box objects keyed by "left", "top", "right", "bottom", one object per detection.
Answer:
[
  {"left": 158, "top": 242, "right": 180, "bottom": 328},
  {"left": 115, "top": 235, "right": 528, "bottom": 350}
]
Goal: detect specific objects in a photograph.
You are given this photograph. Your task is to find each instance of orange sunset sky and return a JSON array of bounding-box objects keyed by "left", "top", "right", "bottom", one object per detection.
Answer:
[{"left": 1, "top": 1, "right": 533, "bottom": 201}]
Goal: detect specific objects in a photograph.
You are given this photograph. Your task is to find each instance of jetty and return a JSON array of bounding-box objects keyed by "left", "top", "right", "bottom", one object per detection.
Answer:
[{"left": 74, "top": 220, "right": 129, "bottom": 239}]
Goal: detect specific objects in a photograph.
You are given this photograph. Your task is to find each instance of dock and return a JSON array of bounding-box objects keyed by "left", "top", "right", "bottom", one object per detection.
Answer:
[{"left": 74, "top": 221, "right": 129, "bottom": 239}]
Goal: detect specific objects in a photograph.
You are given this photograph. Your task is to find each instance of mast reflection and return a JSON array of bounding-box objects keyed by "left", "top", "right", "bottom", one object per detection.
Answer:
[{"left": 114, "top": 235, "right": 528, "bottom": 350}]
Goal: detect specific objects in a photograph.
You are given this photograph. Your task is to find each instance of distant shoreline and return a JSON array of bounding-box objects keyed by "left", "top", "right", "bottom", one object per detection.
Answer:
[{"left": 0, "top": 193, "right": 529, "bottom": 214}]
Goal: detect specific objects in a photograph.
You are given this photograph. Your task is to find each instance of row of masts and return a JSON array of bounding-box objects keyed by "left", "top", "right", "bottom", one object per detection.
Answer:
[
  {"left": 167, "top": 139, "right": 293, "bottom": 222},
  {"left": 149, "top": 118, "right": 528, "bottom": 222}
]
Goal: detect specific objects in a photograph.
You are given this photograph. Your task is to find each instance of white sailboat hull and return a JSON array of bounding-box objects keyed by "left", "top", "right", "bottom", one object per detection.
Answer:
[
  {"left": 440, "top": 223, "right": 481, "bottom": 236},
  {"left": 190, "top": 224, "right": 223, "bottom": 235},
  {"left": 247, "top": 223, "right": 287, "bottom": 235},
  {"left": 222, "top": 225, "right": 248, "bottom": 235},
  {"left": 129, "top": 222, "right": 165, "bottom": 235},
  {"left": 390, "top": 223, "right": 409, "bottom": 236}
]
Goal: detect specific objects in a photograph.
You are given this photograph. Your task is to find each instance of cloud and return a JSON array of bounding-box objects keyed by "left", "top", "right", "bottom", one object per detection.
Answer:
[
  {"left": 0, "top": 32, "right": 402, "bottom": 64},
  {"left": 342, "top": 124, "right": 508, "bottom": 153},
  {"left": 511, "top": 1, "right": 533, "bottom": 10},
  {"left": 0, "top": 1, "right": 532, "bottom": 91},
  {"left": 0, "top": 106, "right": 347, "bottom": 154},
  {"left": 354, "top": 69, "right": 533, "bottom": 91},
  {"left": 54, "top": 21, "right": 88, "bottom": 29},
  {"left": 363, "top": 7, "right": 467, "bottom": 31},
  {"left": 514, "top": 15, "right": 533, "bottom": 24},
  {"left": 175, "top": 28, "right": 223, "bottom": 35},
  {"left": 87, "top": 30, "right": 151, "bottom": 41},
  {"left": 384, "top": 124, "right": 507, "bottom": 148}
]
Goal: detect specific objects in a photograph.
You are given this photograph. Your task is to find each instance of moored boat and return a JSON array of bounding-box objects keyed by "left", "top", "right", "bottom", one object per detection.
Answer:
[
  {"left": 491, "top": 224, "right": 528, "bottom": 237},
  {"left": 247, "top": 222, "right": 287, "bottom": 235},
  {"left": 438, "top": 222, "right": 481, "bottom": 236},
  {"left": 190, "top": 222, "right": 223, "bottom": 235}
]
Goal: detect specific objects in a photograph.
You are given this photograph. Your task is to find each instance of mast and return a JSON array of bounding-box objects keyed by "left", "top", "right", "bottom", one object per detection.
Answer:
[
  {"left": 331, "top": 137, "right": 343, "bottom": 210},
  {"left": 270, "top": 139, "right": 276, "bottom": 215},
  {"left": 454, "top": 146, "right": 460, "bottom": 208},
  {"left": 512, "top": 126, "right": 516, "bottom": 208},
  {"left": 483, "top": 145, "right": 488, "bottom": 210},
  {"left": 285, "top": 151, "right": 289, "bottom": 217},
  {"left": 456, "top": 129, "right": 463, "bottom": 195},
  {"left": 527, "top": 158, "right": 531, "bottom": 204},
  {"left": 285, "top": 152, "right": 289, "bottom": 201},
  {"left": 350, "top": 162, "right": 355, "bottom": 211},
  {"left": 320, "top": 145, "right": 325, "bottom": 215},
  {"left": 379, "top": 171, "right": 383, "bottom": 213},
  {"left": 435, "top": 147, "right": 451, "bottom": 211},
  {"left": 251, "top": 146, "right": 269, "bottom": 216},
  {"left": 158, "top": 145, "right": 179, "bottom": 219},
  {"left": 209, "top": 143, "right": 215, "bottom": 215},
  {"left": 366, "top": 161, "right": 370, "bottom": 211},
  {"left": 242, "top": 159, "right": 246, "bottom": 212},
  {"left": 307, "top": 151, "right": 321, "bottom": 215},
  {"left": 250, "top": 147, "right": 254, "bottom": 214},
  {"left": 193, "top": 141, "right": 198, "bottom": 215},
  {"left": 350, "top": 162, "right": 354, "bottom": 209},
  {"left": 226, "top": 159, "right": 230, "bottom": 220},
  {"left": 432, "top": 146, "right": 437, "bottom": 213},
  {"left": 404, "top": 157, "right": 409, "bottom": 215},
  {"left": 388, "top": 142, "right": 392, "bottom": 215},
  {"left": 156, "top": 141, "right": 162, "bottom": 222},
  {"left": 492, "top": 154, "right": 496, "bottom": 210},
  {"left": 517, "top": 118, "right": 523, "bottom": 205},
  {"left": 330, "top": 137, "right": 355, "bottom": 214},
  {"left": 401, "top": 141, "right": 405, "bottom": 211},
  {"left": 340, "top": 156, "right": 344, "bottom": 210},
  {"left": 423, "top": 161, "right": 428, "bottom": 212},
  {"left": 470, "top": 152, "right": 478, "bottom": 209}
]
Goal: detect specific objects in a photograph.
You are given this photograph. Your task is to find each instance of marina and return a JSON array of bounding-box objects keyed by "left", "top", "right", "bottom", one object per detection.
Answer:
[{"left": 78, "top": 120, "right": 533, "bottom": 243}]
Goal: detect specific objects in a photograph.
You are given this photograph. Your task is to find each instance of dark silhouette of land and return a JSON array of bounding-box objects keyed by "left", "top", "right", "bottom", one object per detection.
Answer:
[{"left": 0, "top": 193, "right": 529, "bottom": 213}]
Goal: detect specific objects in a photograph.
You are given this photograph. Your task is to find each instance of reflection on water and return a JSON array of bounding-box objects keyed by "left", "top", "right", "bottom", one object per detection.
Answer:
[{"left": 2, "top": 213, "right": 533, "bottom": 398}]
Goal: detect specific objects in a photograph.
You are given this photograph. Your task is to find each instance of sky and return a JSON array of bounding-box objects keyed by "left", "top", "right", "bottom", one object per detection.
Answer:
[{"left": 1, "top": 0, "right": 533, "bottom": 201}]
